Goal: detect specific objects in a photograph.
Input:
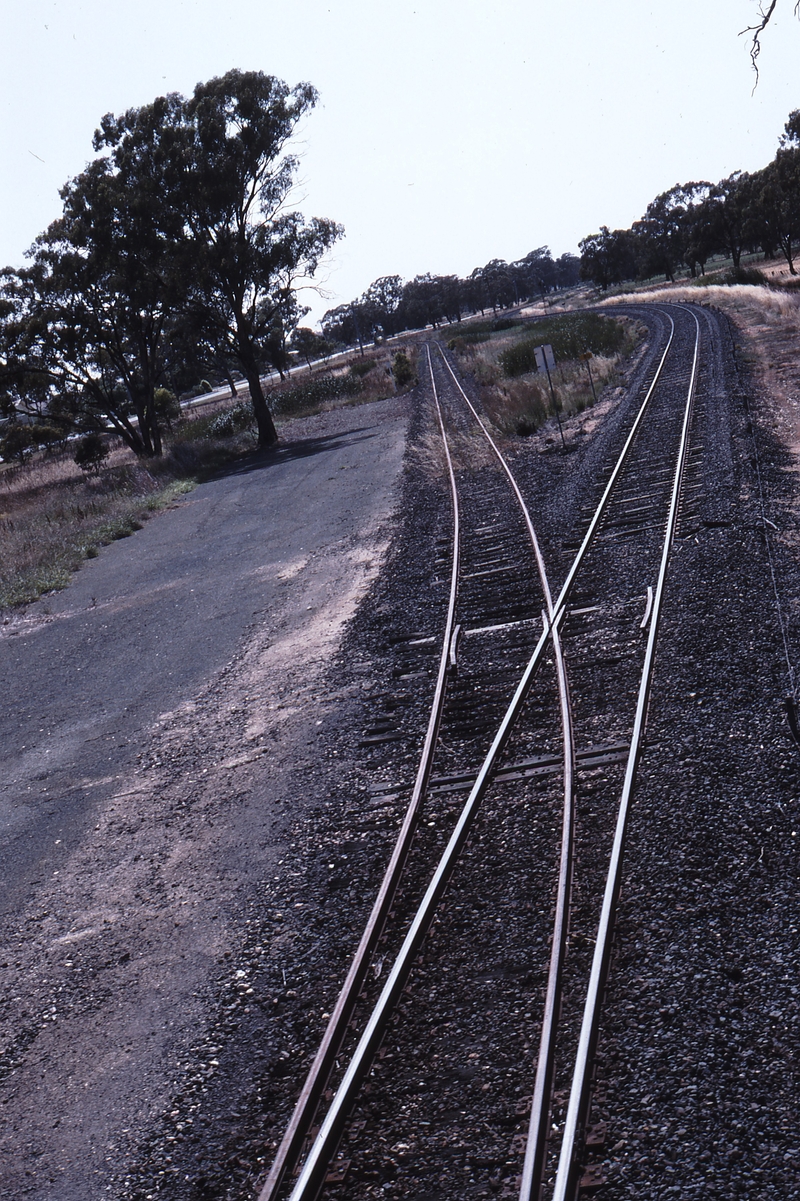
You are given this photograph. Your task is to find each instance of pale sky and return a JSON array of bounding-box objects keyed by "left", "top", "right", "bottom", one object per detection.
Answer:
[{"left": 2, "top": 1, "right": 799, "bottom": 326}]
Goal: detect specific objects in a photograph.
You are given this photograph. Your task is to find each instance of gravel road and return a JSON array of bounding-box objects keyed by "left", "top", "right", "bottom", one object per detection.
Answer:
[{"left": 0, "top": 397, "right": 407, "bottom": 1199}]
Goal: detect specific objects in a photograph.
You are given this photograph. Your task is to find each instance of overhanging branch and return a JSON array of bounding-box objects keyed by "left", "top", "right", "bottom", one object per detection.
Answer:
[{"left": 741, "top": 0, "right": 800, "bottom": 85}]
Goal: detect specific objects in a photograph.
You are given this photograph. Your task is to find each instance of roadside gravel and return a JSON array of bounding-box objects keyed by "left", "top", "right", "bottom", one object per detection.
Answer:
[{"left": 0, "top": 396, "right": 407, "bottom": 1200}]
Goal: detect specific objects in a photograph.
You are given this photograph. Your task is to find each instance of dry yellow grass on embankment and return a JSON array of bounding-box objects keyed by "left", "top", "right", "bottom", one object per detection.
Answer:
[
  {"left": 601, "top": 283, "right": 800, "bottom": 455},
  {"left": 603, "top": 281, "right": 800, "bottom": 327}
]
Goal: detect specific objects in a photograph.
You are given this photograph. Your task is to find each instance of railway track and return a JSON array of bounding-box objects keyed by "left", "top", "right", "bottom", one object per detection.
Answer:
[
  {"left": 258, "top": 342, "right": 572, "bottom": 1200},
  {"left": 256, "top": 303, "right": 711, "bottom": 1200}
]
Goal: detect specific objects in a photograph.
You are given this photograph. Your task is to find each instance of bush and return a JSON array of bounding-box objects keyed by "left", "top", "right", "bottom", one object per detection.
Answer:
[
  {"left": 483, "top": 379, "right": 549, "bottom": 436},
  {"left": 498, "top": 313, "right": 625, "bottom": 378},
  {"left": 474, "top": 359, "right": 501, "bottom": 386},
  {"left": 349, "top": 358, "right": 375, "bottom": 379},
  {"left": 271, "top": 373, "right": 362, "bottom": 417},
  {"left": 206, "top": 401, "right": 255, "bottom": 438},
  {"left": 724, "top": 266, "right": 767, "bottom": 286},
  {"left": 454, "top": 329, "right": 491, "bottom": 345},
  {"left": 73, "top": 432, "right": 110, "bottom": 473},
  {"left": 448, "top": 318, "right": 522, "bottom": 343},
  {"left": 1, "top": 425, "right": 36, "bottom": 463},
  {"left": 28, "top": 424, "right": 66, "bottom": 453},
  {"left": 499, "top": 342, "right": 542, "bottom": 377},
  {"left": 392, "top": 351, "right": 416, "bottom": 388},
  {"left": 154, "top": 387, "right": 180, "bottom": 427}
]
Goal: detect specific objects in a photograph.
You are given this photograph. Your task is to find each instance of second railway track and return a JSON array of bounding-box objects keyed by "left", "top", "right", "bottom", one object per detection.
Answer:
[{"left": 260, "top": 340, "right": 571, "bottom": 1200}]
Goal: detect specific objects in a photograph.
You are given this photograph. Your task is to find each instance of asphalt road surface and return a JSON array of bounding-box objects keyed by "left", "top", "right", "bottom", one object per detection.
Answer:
[{"left": 0, "top": 396, "right": 407, "bottom": 1199}]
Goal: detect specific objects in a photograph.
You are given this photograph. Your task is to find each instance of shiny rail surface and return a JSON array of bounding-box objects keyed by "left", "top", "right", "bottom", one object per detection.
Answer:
[
  {"left": 515, "top": 305, "right": 703, "bottom": 1199},
  {"left": 283, "top": 343, "right": 573, "bottom": 1201},
  {"left": 261, "top": 304, "right": 691, "bottom": 1201},
  {"left": 437, "top": 314, "right": 681, "bottom": 1200},
  {"left": 550, "top": 307, "right": 701, "bottom": 1201},
  {"left": 257, "top": 347, "right": 463, "bottom": 1201}
]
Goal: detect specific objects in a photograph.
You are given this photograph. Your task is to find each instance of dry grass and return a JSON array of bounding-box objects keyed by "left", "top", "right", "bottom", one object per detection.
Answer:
[
  {"left": 409, "top": 426, "right": 498, "bottom": 478},
  {"left": 601, "top": 279, "right": 800, "bottom": 453},
  {"left": 0, "top": 449, "right": 198, "bottom": 611},
  {"left": 451, "top": 317, "right": 643, "bottom": 438},
  {"left": 0, "top": 428, "right": 261, "bottom": 613},
  {"left": 602, "top": 281, "right": 800, "bottom": 323}
]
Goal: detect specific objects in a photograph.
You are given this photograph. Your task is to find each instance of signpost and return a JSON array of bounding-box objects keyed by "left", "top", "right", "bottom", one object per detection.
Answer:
[{"left": 534, "top": 343, "right": 565, "bottom": 449}]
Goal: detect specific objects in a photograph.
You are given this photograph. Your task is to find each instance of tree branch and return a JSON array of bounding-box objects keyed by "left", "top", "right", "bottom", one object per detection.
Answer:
[{"left": 740, "top": 0, "right": 799, "bottom": 84}]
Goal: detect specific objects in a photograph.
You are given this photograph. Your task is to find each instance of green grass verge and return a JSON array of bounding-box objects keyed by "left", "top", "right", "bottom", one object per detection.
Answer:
[{"left": 0, "top": 474, "right": 198, "bottom": 611}]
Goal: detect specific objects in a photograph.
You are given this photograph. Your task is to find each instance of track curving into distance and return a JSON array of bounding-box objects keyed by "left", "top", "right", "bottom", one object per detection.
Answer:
[{"left": 258, "top": 302, "right": 708, "bottom": 1201}]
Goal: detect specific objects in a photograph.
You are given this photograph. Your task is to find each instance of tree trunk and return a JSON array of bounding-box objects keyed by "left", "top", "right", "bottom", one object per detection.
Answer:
[
  {"left": 780, "top": 234, "right": 797, "bottom": 274},
  {"left": 95, "top": 393, "right": 146, "bottom": 457},
  {"left": 141, "top": 397, "right": 162, "bottom": 456},
  {"left": 245, "top": 368, "right": 278, "bottom": 446},
  {"left": 151, "top": 416, "right": 163, "bottom": 456}
]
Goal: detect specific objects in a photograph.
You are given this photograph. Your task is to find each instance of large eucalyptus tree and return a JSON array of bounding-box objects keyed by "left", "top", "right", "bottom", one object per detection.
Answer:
[
  {"left": 178, "top": 70, "right": 343, "bottom": 445},
  {"left": 1, "top": 72, "right": 341, "bottom": 454}
]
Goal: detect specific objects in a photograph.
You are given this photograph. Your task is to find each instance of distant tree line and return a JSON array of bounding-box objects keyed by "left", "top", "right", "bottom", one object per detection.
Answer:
[
  {"left": 307, "top": 248, "right": 581, "bottom": 355},
  {"left": 0, "top": 70, "right": 343, "bottom": 456},
  {"left": 7, "top": 79, "right": 794, "bottom": 465},
  {"left": 579, "top": 110, "right": 800, "bottom": 290}
]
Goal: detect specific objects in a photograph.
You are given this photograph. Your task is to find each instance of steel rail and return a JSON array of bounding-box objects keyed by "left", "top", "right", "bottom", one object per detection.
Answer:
[
  {"left": 265, "top": 307, "right": 676, "bottom": 1199},
  {"left": 434, "top": 344, "right": 554, "bottom": 613},
  {"left": 542, "top": 308, "right": 675, "bottom": 626},
  {"left": 257, "top": 346, "right": 461, "bottom": 1201},
  {"left": 287, "top": 632, "right": 568, "bottom": 1201},
  {"left": 437, "top": 341, "right": 579, "bottom": 1200},
  {"left": 441, "top": 318, "right": 679, "bottom": 1201},
  {"left": 439, "top": 312, "right": 675, "bottom": 638},
  {"left": 551, "top": 307, "right": 701, "bottom": 1201},
  {"left": 435, "top": 343, "right": 580, "bottom": 1201},
  {"left": 287, "top": 345, "right": 572, "bottom": 1201},
  {"left": 518, "top": 611, "right": 575, "bottom": 1200}
]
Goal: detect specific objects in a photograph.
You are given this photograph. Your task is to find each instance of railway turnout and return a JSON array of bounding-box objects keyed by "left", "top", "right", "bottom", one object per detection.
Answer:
[{"left": 256, "top": 303, "right": 718, "bottom": 1201}]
